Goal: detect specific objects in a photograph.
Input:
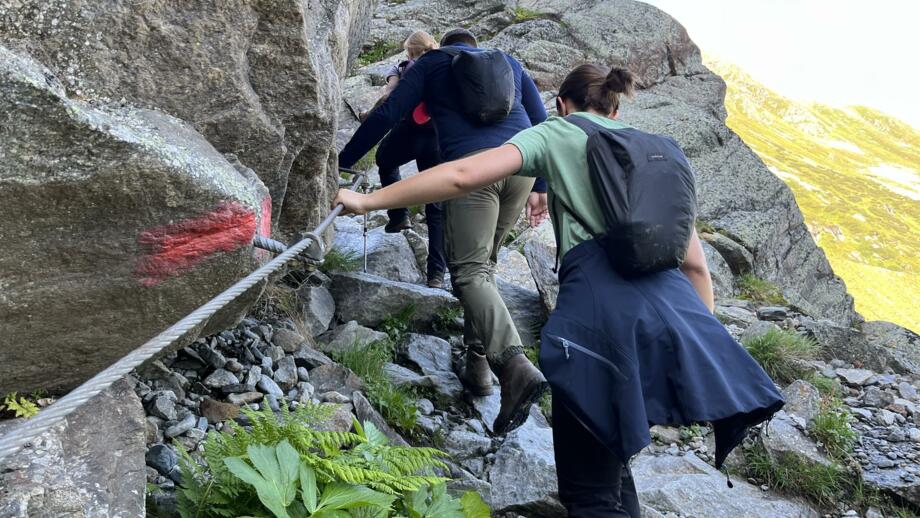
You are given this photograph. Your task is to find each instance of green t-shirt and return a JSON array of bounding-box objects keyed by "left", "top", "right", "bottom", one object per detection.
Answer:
[{"left": 508, "top": 112, "right": 630, "bottom": 257}]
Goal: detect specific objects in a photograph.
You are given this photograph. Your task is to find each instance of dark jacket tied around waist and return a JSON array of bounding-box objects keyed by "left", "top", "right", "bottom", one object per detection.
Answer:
[{"left": 540, "top": 239, "right": 784, "bottom": 468}]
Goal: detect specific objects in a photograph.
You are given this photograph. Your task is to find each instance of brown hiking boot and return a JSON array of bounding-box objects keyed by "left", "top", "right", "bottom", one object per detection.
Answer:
[
  {"left": 460, "top": 351, "right": 495, "bottom": 396},
  {"left": 493, "top": 354, "right": 548, "bottom": 435}
]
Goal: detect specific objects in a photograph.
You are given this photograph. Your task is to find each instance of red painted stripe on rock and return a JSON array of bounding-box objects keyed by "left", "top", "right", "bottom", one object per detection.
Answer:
[{"left": 135, "top": 201, "right": 257, "bottom": 286}]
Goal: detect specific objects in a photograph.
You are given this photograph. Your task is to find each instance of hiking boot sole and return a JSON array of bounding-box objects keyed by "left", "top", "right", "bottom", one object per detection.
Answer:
[{"left": 494, "top": 380, "right": 549, "bottom": 435}]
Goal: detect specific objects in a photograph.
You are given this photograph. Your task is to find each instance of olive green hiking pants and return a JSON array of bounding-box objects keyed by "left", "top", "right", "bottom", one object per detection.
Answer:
[{"left": 444, "top": 173, "right": 535, "bottom": 368}]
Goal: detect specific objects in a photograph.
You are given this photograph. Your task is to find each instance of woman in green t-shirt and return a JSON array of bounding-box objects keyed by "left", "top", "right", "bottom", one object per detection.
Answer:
[{"left": 334, "top": 64, "right": 783, "bottom": 517}]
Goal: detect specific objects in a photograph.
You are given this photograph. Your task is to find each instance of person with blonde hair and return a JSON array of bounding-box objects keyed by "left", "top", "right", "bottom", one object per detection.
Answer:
[{"left": 366, "top": 30, "right": 447, "bottom": 288}]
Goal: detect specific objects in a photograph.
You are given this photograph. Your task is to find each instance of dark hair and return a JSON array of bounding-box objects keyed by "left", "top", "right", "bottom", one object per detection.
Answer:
[
  {"left": 558, "top": 64, "right": 638, "bottom": 114},
  {"left": 440, "top": 28, "right": 478, "bottom": 47}
]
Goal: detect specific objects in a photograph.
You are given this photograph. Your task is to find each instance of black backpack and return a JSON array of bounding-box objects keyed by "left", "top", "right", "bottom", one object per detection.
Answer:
[
  {"left": 554, "top": 115, "right": 697, "bottom": 276},
  {"left": 439, "top": 47, "right": 514, "bottom": 125}
]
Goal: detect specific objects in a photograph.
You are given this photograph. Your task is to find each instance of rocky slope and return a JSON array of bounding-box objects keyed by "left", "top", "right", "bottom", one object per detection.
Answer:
[{"left": 708, "top": 60, "right": 920, "bottom": 333}]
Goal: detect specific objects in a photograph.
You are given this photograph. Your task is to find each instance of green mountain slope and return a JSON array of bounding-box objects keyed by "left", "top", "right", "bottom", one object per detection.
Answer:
[{"left": 707, "top": 59, "right": 920, "bottom": 332}]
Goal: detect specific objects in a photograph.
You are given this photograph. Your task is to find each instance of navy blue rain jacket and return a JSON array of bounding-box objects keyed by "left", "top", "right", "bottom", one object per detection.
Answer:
[{"left": 540, "top": 239, "right": 784, "bottom": 468}]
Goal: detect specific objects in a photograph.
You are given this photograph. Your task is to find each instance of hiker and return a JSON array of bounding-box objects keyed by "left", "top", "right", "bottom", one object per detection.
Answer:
[
  {"left": 338, "top": 28, "right": 551, "bottom": 435},
  {"left": 333, "top": 63, "right": 785, "bottom": 516},
  {"left": 363, "top": 31, "right": 448, "bottom": 289}
]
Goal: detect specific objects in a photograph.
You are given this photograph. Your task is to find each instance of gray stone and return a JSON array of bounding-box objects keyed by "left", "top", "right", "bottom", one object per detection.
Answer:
[
  {"left": 404, "top": 334, "right": 464, "bottom": 401},
  {"left": 443, "top": 430, "right": 492, "bottom": 460},
  {"left": 837, "top": 368, "right": 876, "bottom": 387},
  {"left": 0, "top": 379, "right": 147, "bottom": 517},
  {"left": 899, "top": 382, "right": 919, "bottom": 402},
  {"left": 257, "top": 377, "right": 284, "bottom": 397},
  {"left": 244, "top": 366, "right": 263, "bottom": 387},
  {"left": 266, "top": 345, "right": 285, "bottom": 363},
  {"left": 864, "top": 387, "right": 896, "bottom": 408},
  {"left": 320, "top": 391, "right": 352, "bottom": 404},
  {"left": 224, "top": 359, "right": 244, "bottom": 373},
  {"left": 632, "top": 451, "right": 818, "bottom": 517},
  {"left": 274, "top": 356, "right": 299, "bottom": 391},
  {"left": 314, "top": 403, "right": 355, "bottom": 433},
  {"left": 761, "top": 411, "right": 833, "bottom": 467},
  {"left": 332, "top": 218, "right": 424, "bottom": 283},
  {"left": 351, "top": 391, "right": 409, "bottom": 446},
  {"left": 490, "top": 411, "right": 564, "bottom": 516},
  {"left": 801, "top": 318, "right": 887, "bottom": 372},
  {"left": 701, "top": 240, "right": 736, "bottom": 299},
  {"left": 0, "top": 46, "right": 270, "bottom": 395},
  {"left": 862, "top": 467, "right": 920, "bottom": 506},
  {"left": 716, "top": 305, "right": 758, "bottom": 327},
  {"left": 497, "top": 278, "right": 546, "bottom": 349},
  {"left": 164, "top": 413, "right": 197, "bottom": 439},
  {"left": 782, "top": 381, "right": 821, "bottom": 424},
  {"left": 417, "top": 399, "right": 435, "bottom": 416},
  {"left": 297, "top": 367, "right": 311, "bottom": 382},
  {"left": 740, "top": 320, "right": 781, "bottom": 343},
  {"left": 650, "top": 425, "right": 683, "bottom": 445},
  {"left": 330, "top": 272, "right": 460, "bottom": 330},
  {"left": 472, "top": 392, "right": 502, "bottom": 434},
  {"left": 297, "top": 285, "right": 336, "bottom": 337},
  {"left": 383, "top": 362, "right": 437, "bottom": 389},
  {"left": 273, "top": 328, "right": 306, "bottom": 354},
  {"left": 293, "top": 346, "right": 334, "bottom": 369},
  {"left": 757, "top": 306, "right": 790, "bottom": 321},
  {"left": 146, "top": 391, "right": 178, "bottom": 421},
  {"left": 204, "top": 369, "right": 240, "bottom": 390},
  {"left": 309, "top": 364, "right": 364, "bottom": 397},
  {"left": 146, "top": 444, "right": 178, "bottom": 477},
  {"left": 199, "top": 348, "right": 228, "bottom": 371},
  {"left": 496, "top": 248, "right": 539, "bottom": 293},
  {"left": 318, "top": 320, "right": 389, "bottom": 355},
  {"left": 227, "top": 392, "right": 263, "bottom": 406},
  {"left": 701, "top": 232, "right": 754, "bottom": 275},
  {"left": 521, "top": 228, "right": 560, "bottom": 313},
  {"left": 878, "top": 409, "right": 898, "bottom": 426},
  {"left": 296, "top": 382, "right": 315, "bottom": 404},
  {"left": 862, "top": 321, "right": 920, "bottom": 376}
]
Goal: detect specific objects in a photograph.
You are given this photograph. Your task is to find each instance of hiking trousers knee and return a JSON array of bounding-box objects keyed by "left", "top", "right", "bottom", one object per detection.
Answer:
[
  {"left": 444, "top": 172, "right": 534, "bottom": 367},
  {"left": 553, "top": 396, "right": 641, "bottom": 517}
]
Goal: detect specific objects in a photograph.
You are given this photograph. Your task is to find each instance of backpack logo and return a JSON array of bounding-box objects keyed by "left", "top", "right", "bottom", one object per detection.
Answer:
[{"left": 647, "top": 153, "right": 667, "bottom": 162}]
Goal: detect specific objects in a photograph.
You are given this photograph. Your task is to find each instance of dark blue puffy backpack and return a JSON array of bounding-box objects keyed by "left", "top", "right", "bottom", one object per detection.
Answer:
[{"left": 555, "top": 115, "right": 697, "bottom": 275}]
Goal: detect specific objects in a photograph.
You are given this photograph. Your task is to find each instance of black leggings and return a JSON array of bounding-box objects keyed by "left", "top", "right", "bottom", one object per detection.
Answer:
[
  {"left": 552, "top": 396, "right": 641, "bottom": 517},
  {"left": 375, "top": 119, "right": 445, "bottom": 278}
]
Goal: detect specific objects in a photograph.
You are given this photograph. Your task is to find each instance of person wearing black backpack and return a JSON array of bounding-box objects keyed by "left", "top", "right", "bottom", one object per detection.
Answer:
[
  {"left": 339, "top": 28, "right": 552, "bottom": 437},
  {"left": 333, "top": 63, "right": 785, "bottom": 516}
]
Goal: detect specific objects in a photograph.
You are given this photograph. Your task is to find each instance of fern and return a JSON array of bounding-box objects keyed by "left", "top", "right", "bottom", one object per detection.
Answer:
[
  {"left": 176, "top": 403, "right": 455, "bottom": 518},
  {"left": 1, "top": 392, "right": 39, "bottom": 418}
]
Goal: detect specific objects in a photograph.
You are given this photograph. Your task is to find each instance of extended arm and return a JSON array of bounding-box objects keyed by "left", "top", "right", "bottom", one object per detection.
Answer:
[
  {"left": 680, "top": 229, "right": 715, "bottom": 312},
  {"left": 339, "top": 61, "right": 427, "bottom": 167},
  {"left": 335, "top": 145, "right": 523, "bottom": 213}
]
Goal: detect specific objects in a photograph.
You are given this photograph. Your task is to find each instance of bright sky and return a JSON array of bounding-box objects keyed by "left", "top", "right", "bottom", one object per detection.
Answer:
[{"left": 642, "top": 0, "right": 920, "bottom": 130}]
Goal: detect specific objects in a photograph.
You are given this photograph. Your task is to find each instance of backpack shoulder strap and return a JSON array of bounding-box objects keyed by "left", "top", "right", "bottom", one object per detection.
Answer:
[
  {"left": 564, "top": 114, "right": 604, "bottom": 135},
  {"left": 438, "top": 47, "right": 462, "bottom": 58}
]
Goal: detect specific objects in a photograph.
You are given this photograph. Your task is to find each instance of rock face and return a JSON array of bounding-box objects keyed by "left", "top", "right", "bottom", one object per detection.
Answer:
[
  {"left": 0, "top": 0, "right": 375, "bottom": 237},
  {"left": 329, "top": 272, "right": 460, "bottom": 330},
  {"left": 633, "top": 452, "right": 818, "bottom": 517},
  {"left": 0, "top": 47, "right": 270, "bottom": 394},
  {"left": 0, "top": 379, "right": 146, "bottom": 517}
]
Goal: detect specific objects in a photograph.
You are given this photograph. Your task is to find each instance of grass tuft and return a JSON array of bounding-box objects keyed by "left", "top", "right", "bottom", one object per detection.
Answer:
[
  {"left": 737, "top": 273, "right": 787, "bottom": 305},
  {"left": 812, "top": 399, "right": 857, "bottom": 461},
  {"left": 334, "top": 339, "right": 419, "bottom": 435},
  {"left": 357, "top": 41, "right": 402, "bottom": 67},
  {"left": 744, "top": 443, "right": 848, "bottom": 509},
  {"left": 695, "top": 219, "right": 718, "bottom": 234},
  {"left": 320, "top": 248, "right": 362, "bottom": 274},
  {"left": 513, "top": 7, "right": 543, "bottom": 23},
  {"left": 743, "top": 328, "right": 818, "bottom": 384}
]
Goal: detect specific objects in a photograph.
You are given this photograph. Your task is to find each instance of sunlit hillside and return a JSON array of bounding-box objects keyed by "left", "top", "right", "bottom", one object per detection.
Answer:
[{"left": 707, "top": 59, "right": 920, "bottom": 332}]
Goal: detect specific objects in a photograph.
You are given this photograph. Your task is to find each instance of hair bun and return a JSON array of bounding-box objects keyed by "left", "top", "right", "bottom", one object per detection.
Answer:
[{"left": 605, "top": 67, "right": 638, "bottom": 97}]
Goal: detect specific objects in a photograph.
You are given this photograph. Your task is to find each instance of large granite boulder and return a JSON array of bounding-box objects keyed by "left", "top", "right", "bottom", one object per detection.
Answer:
[
  {"left": 0, "top": 378, "right": 147, "bottom": 517},
  {"left": 0, "top": 0, "right": 375, "bottom": 237},
  {"left": 329, "top": 271, "right": 460, "bottom": 330},
  {"left": 633, "top": 452, "right": 818, "bottom": 517},
  {"left": 0, "top": 47, "right": 270, "bottom": 394}
]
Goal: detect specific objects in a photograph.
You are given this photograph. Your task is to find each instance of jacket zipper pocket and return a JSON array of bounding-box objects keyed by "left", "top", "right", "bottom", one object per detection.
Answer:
[{"left": 548, "top": 334, "right": 626, "bottom": 380}]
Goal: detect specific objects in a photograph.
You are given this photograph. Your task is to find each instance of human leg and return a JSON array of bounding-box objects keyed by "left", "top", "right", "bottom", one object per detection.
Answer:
[
  {"left": 552, "top": 396, "right": 641, "bottom": 517},
  {"left": 374, "top": 123, "right": 415, "bottom": 227}
]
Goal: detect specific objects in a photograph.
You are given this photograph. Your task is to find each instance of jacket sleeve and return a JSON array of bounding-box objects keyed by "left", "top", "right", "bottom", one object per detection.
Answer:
[
  {"left": 338, "top": 58, "right": 428, "bottom": 168},
  {"left": 520, "top": 71, "right": 548, "bottom": 193}
]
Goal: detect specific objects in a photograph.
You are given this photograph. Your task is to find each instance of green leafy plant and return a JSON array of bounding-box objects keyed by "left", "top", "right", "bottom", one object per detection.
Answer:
[
  {"left": 321, "top": 249, "right": 362, "bottom": 274},
  {"left": 353, "top": 145, "right": 379, "bottom": 173},
  {"left": 807, "top": 373, "right": 844, "bottom": 398},
  {"left": 433, "top": 306, "right": 463, "bottom": 335},
  {"left": 812, "top": 399, "right": 857, "bottom": 461},
  {"left": 737, "top": 274, "right": 787, "bottom": 305},
  {"left": 742, "top": 328, "right": 818, "bottom": 384},
  {"left": 395, "top": 482, "right": 489, "bottom": 518},
  {"left": 512, "top": 7, "right": 543, "bottom": 23},
  {"left": 335, "top": 340, "right": 419, "bottom": 434},
  {"left": 357, "top": 42, "right": 402, "bottom": 67},
  {"left": 1, "top": 392, "right": 39, "bottom": 418},
  {"left": 177, "top": 404, "right": 451, "bottom": 518},
  {"left": 379, "top": 306, "right": 415, "bottom": 344}
]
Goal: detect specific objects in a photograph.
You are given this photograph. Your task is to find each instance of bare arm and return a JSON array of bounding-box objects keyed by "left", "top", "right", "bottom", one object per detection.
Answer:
[
  {"left": 680, "top": 229, "right": 715, "bottom": 312},
  {"left": 335, "top": 144, "right": 524, "bottom": 213}
]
